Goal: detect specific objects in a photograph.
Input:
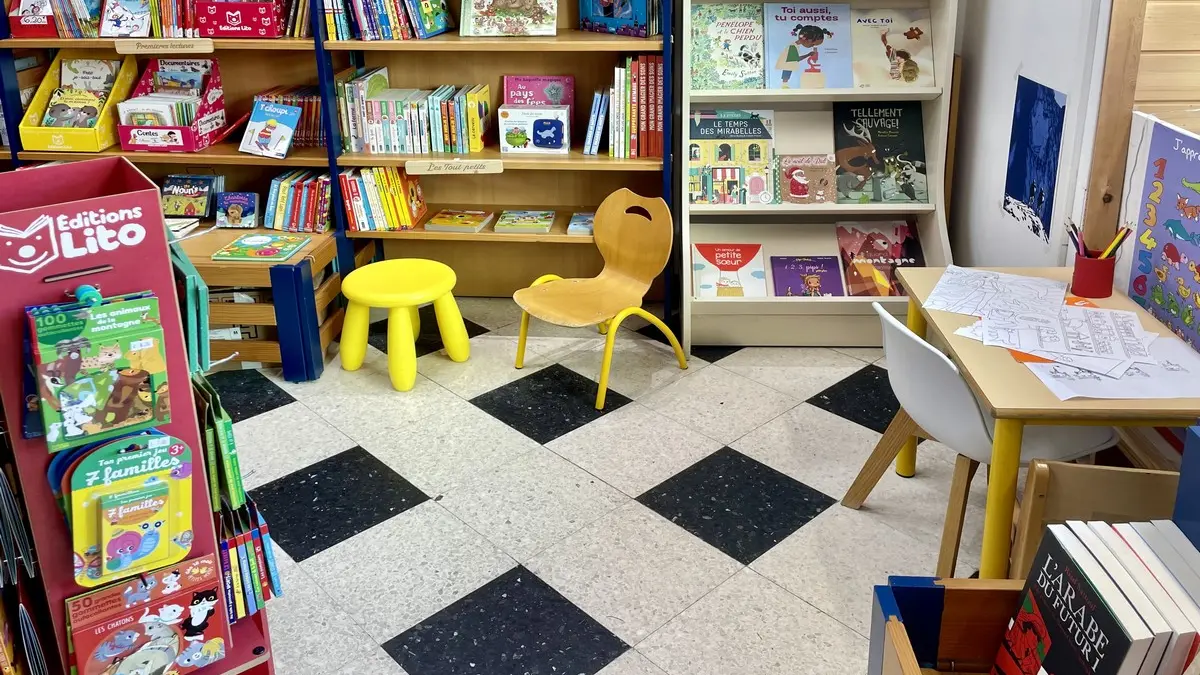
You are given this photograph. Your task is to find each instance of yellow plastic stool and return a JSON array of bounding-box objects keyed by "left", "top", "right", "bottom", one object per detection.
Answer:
[{"left": 339, "top": 259, "right": 470, "bottom": 391}]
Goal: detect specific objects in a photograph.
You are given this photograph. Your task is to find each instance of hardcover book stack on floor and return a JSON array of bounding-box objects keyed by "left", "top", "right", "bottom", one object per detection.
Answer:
[{"left": 995, "top": 520, "right": 1200, "bottom": 675}]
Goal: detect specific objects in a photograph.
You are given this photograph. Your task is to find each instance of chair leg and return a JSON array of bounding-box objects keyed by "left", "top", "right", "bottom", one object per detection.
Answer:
[
  {"left": 408, "top": 305, "right": 420, "bottom": 338},
  {"left": 515, "top": 311, "right": 531, "bottom": 369},
  {"left": 629, "top": 307, "right": 687, "bottom": 370},
  {"left": 385, "top": 307, "right": 418, "bottom": 391},
  {"left": 598, "top": 320, "right": 610, "bottom": 335},
  {"left": 595, "top": 307, "right": 687, "bottom": 410},
  {"left": 433, "top": 293, "right": 470, "bottom": 362},
  {"left": 841, "top": 408, "right": 919, "bottom": 509},
  {"left": 339, "top": 301, "right": 371, "bottom": 371},
  {"left": 937, "top": 455, "right": 980, "bottom": 578}
]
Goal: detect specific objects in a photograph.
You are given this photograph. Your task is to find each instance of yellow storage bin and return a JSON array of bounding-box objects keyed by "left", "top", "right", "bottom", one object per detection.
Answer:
[{"left": 19, "top": 50, "right": 138, "bottom": 153}]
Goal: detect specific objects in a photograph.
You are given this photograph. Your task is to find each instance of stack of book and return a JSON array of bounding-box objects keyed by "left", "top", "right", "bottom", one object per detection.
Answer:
[
  {"left": 323, "top": 0, "right": 453, "bottom": 40},
  {"left": 40, "top": 58, "right": 120, "bottom": 130},
  {"left": 609, "top": 55, "right": 664, "bottom": 159},
  {"left": 254, "top": 87, "right": 325, "bottom": 148},
  {"left": 996, "top": 520, "right": 1200, "bottom": 674},
  {"left": 118, "top": 60, "right": 212, "bottom": 129},
  {"left": 338, "top": 167, "right": 427, "bottom": 231},
  {"left": 336, "top": 67, "right": 492, "bottom": 155},
  {"left": 263, "top": 170, "right": 334, "bottom": 233}
]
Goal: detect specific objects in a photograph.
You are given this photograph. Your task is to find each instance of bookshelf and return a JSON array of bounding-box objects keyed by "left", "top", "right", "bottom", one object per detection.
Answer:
[{"left": 680, "top": 0, "right": 959, "bottom": 349}]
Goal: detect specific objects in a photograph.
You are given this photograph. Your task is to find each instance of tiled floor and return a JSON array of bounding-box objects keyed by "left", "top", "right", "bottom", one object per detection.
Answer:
[{"left": 213, "top": 300, "right": 989, "bottom": 675}]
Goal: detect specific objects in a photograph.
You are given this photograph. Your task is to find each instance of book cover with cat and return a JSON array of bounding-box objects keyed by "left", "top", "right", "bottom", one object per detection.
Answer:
[{"left": 67, "top": 554, "right": 232, "bottom": 675}]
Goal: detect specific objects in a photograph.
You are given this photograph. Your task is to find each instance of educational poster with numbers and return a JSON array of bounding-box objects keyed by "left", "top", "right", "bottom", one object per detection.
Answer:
[{"left": 1127, "top": 114, "right": 1200, "bottom": 349}]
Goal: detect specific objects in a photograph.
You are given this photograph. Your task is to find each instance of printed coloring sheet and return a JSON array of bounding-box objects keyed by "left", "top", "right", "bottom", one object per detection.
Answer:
[
  {"left": 1027, "top": 338, "right": 1200, "bottom": 400},
  {"left": 922, "top": 266, "right": 1068, "bottom": 319},
  {"left": 980, "top": 307, "right": 1155, "bottom": 366},
  {"left": 954, "top": 319, "right": 1149, "bottom": 378}
]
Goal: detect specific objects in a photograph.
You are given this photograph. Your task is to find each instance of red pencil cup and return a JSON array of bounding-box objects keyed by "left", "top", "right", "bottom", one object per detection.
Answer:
[{"left": 1071, "top": 252, "right": 1116, "bottom": 298}]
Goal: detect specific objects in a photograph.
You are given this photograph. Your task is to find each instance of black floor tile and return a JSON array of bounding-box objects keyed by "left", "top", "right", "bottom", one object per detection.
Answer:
[
  {"left": 806, "top": 364, "right": 900, "bottom": 434},
  {"left": 369, "top": 305, "right": 489, "bottom": 358},
  {"left": 250, "top": 446, "right": 428, "bottom": 562},
  {"left": 470, "top": 364, "right": 631, "bottom": 444},
  {"left": 207, "top": 369, "right": 295, "bottom": 423},
  {"left": 635, "top": 325, "right": 742, "bottom": 363},
  {"left": 384, "top": 566, "right": 627, "bottom": 675},
  {"left": 637, "top": 447, "right": 834, "bottom": 564}
]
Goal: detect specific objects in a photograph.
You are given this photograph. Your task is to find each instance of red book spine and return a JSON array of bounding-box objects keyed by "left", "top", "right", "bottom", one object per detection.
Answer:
[
  {"left": 286, "top": 180, "right": 304, "bottom": 232},
  {"left": 251, "top": 532, "right": 270, "bottom": 601},
  {"left": 339, "top": 173, "right": 357, "bottom": 231},
  {"left": 304, "top": 178, "right": 319, "bottom": 232}
]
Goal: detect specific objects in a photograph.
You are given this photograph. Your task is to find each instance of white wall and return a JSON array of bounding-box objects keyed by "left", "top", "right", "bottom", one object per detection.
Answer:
[{"left": 949, "top": 0, "right": 1109, "bottom": 266}]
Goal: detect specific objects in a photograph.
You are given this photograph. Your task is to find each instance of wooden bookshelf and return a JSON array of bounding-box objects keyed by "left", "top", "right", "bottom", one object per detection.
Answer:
[
  {"left": 325, "top": 30, "right": 662, "bottom": 52},
  {"left": 0, "top": 37, "right": 316, "bottom": 49},
  {"left": 346, "top": 205, "right": 594, "bottom": 243},
  {"left": 338, "top": 147, "right": 661, "bottom": 171},
  {"left": 679, "top": 0, "right": 959, "bottom": 349},
  {"left": 19, "top": 143, "right": 330, "bottom": 166}
]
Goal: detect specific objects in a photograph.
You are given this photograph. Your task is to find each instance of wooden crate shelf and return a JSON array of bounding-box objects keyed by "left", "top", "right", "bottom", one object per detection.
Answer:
[
  {"left": 18, "top": 143, "right": 331, "bottom": 166},
  {"left": 325, "top": 31, "right": 662, "bottom": 52},
  {"left": 346, "top": 205, "right": 595, "bottom": 243},
  {"left": 337, "top": 147, "right": 661, "bottom": 171}
]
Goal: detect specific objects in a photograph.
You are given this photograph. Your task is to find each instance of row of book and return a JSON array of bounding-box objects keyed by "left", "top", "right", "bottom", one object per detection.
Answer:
[
  {"left": 339, "top": 166, "right": 427, "bottom": 231},
  {"left": 688, "top": 103, "right": 928, "bottom": 206},
  {"left": 264, "top": 169, "right": 334, "bottom": 232},
  {"left": 425, "top": 208, "right": 594, "bottom": 235},
  {"left": 323, "top": 0, "right": 451, "bottom": 40},
  {"left": 998, "top": 520, "right": 1200, "bottom": 675},
  {"left": 30, "top": 0, "right": 314, "bottom": 38},
  {"left": 692, "top": 221, "right": 924, "bottom": 299},
  {"left": 254, "top": 87, "right": 326, "bottom": 148},
  {"left": 691, "top": 4, "right": 935, "bottom": 91},
  {"left": 607, "top": 54, "right": 664, "bottom": 159}
]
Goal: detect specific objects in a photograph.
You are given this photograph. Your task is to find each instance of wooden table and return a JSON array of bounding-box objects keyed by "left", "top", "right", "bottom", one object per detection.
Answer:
[{"left": 864, "top": 267, "right": 1200, "bottom": 578}]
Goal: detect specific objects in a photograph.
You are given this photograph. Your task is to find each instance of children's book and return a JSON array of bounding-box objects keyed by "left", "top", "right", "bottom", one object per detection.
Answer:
[
  {"left": 687, "top": 109, "right": 774, "bottom": 205},
  {"left": 503, "top": 75, "right": 575, "bottom": 123},
  {"left": 402, "top": 0, "right": 453, "bottom": 38},
  {"left": 153, "top": 70, "right": 204, "bottom": 95},
  {"left": 579, "top": 0, "right": 653, "bottom": 37},
  {"left": 835, "top": 221, "right": 924, "bottom": 296},
  {"left": 41, "top": 89, "right": 106, "bottom": 128},
  {"left": 567, "top": 211, "right": 595, "bottom": 236},
  {"left": 692, "top": 243, "right": 768, "bottom": 297},
  {"left": 460, "top": 0, "right": 556, "bottom": 35},
  {"left": 690, "top": 4, "right": 765, "bottom": 90},
  {"left": 769, "top": 255, "right": 843, "bottom": 296},
  {"left": 161, "top": 175, "right": 218, "bottom": 218},
  {"left": 98, "top": 0, "right": 150, "bottom": 36},
  {"left": 833, "top": 101, "right": 927, "bottom": 203},
  {"left": 60, "top": 59, "right": 121, "bottom": 92},
  {"left": 764, "top": 3, "right": 851, "bottom": 89},
  {"left": 239, "top": 101, "right": 302, "bottom": 160},
  {"left": 777, "top": 153, "right": 835, "bottom": 204},
  {"left": 424, "top": 209, "right": 494, "bottom": 233},
  {"left": 495, "top": 210, "right": 555, "bottom": 234},
  {"left": 851, "top": 8, "right": 934, "bottom": 88},
  {"left": 211, "top": 233, "right": 311, "bottom": 262},
  {"left": 215, "top": 193, "right": 259, "bottom": 228}
]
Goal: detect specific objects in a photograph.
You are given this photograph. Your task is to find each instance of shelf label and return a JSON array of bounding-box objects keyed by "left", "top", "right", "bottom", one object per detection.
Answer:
[
  {"left": 405, "top": 159, "right": 503, "bottom": 175},
  {"left": 115, "top": 39, "right": 215, "bottom": 54}
]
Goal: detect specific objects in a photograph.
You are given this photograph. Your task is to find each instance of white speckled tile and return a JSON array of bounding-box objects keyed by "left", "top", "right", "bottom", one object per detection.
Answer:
[
  {"left": 715, "top": 347, "right": 870, "bottom": 400},
  {"left": 340, "top": 648, "right": 410, "bottom": 675},
  {"left": 750, "top": 506, "right": 941, "bottom": 636},
  {"left": 356, "top": 401, "right": 541, "bottom": 496},
  {"left": 829, "top": 347, "right": 886, "bottom": 364},
  {"left": 233, "top": 402, "right": 356, "bottom": 490},
  {"left": 455, "top": 296, "right": 525, "bottom": 330},
  {"left": 557, "top": 336, "right": 706, "bottom": 401},
  {"left": 639, "top": 568, "right": 869, "bottom": 675},
  {"left": 489, "top": 317, "right": 609, "bottom": 360},
  {"left": 417, "top": 333, "right": 549, "bottom": 399},
  {"left": 439, "top": 447, "right": 629, "bottom": 562},
  {"left": 547, "top": 403, "right": 723, "bottom": 498},
  {"left": 640, "top": 366, "right": 798, "bottom": 445},
  {"left": 301, "top": 501, "right": 515, "bottom": 642},
  {"left": 528, "top": 501, "right": 741, "bottom": 644},
  {"left": 599, "top": 651, "right": 670, "bottom": 675}
]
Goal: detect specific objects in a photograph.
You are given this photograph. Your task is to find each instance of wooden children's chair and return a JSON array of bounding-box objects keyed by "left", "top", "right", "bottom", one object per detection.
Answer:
[
  {"left": 512, "top": 188, "right": 687, "bottom": 409},
  {"left": 842, "top": 302, "right": 1117, "bottom": 578}
]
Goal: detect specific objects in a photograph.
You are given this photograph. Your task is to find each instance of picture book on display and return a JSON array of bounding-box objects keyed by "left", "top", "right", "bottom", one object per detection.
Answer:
[
  {"left": 216, "top": 192, "right": 259, "bottom": 228},
  {"left": 162, "top": 174, "right": 221, "bottom": 218},
  {"left": 578, "top": 0, "right": 658, "bottom": 37},
  {"left": 764, "top": 3, "right": 852, "bottom": 90},
  {"left": 211, "top": 233, "right": 311, "bottom": 262},
  {"left": 503, "top": 75, "right": 575, "bottom": 123},
  {"left": 770, "top": 256, "right": 843, "bottom": 297},
  {"left": 499, "top": 105, "right": 570, "bottom": 154},
  {"left": 460, "top": 0, "right": 556, "bottom": 36},
  {"left": 255, "top": 87, "right": 326, "bottom": 148},
  {"left": 833, "top": 101, "right": 927, "bottom": 203},
  {"left": 61, "top": 58, "right": 121, "bottom": 91},
  {"left": 992, "top": 524, "right": 1153, "bottom": 675},
  {"left": 778, "top": 154, "right": 835, "bottom": 204},
  {"left": 239, "top": 100, "right": 302, "bottom": 160},
  {"left": 692, "top": 243, "right": 767, "bottom": 297},
  {"left": 264, "top": 170, "right": 334, "bottom": 233},
  {"left": 568, "top": 211, "right": 595, "bottom": 236},
  {"left": 835, "top": 221, "right": 923, "bottom": 296},
  {"left": 690, "top": 3, "right": 764, "bottom": 90},
  {"left": 326, "top": 0, "right": 453, "bottom": 39},
  {"left": 425, "top": 209, "right": 494, "bottom": 233},
  {"left": 98, "top": 0, "right": 151, "bottom": 37},
  {"left": 495, "top": 210, "right": 554, "bottom": 234},
  {"left": 41, "top": 88, "right": 106, "bottom": 128},
  {"left": 850, "top": 8, "right": 934, "bottom": 88},
  {"left": 687, "top": 109, "right": 774, "bottom": 205}
]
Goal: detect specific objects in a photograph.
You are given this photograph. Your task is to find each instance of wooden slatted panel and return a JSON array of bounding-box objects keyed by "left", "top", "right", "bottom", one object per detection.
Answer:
[{"left": 1136, "top": 2, "right": 1200, "bottom": 133}]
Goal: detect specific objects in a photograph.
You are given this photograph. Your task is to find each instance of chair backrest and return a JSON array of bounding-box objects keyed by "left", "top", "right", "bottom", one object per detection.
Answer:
[
  {"left": 872, "top": 302, "right": 994, "bottom": 459},
  {"left": 593, "top": 188, "right": 673, "bottom": 288}
]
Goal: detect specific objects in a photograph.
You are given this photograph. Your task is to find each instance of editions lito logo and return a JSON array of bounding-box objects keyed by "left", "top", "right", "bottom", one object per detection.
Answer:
[{"left": 0, "top": 207, "right": 147, "bottom": 274}]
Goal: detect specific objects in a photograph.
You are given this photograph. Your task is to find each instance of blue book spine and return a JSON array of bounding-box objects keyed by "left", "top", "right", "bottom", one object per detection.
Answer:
[
  {"left": 456, "top": 93, "right": 467, "bottom": 153},
  {"left": 357, "top": 175, "right": 378, "bottom": 231},
  {"left": 236, "top": 541, "right": 257, "bottom": 616},
  {"left": 264, "top": 176, "right": 284, "bottom": 230},
  {"left": 296, "top": 180, "right": 311, "bottom": 231},
  {"left": 583, "top": 92, "right": 601, "bottom": 155},
  {"left": 257, "top": 514, "right": 284, "bottom": 597},
  {"left": 591, "top": 94, "right": 609, "bottom": 155},
  {"left": 373, "top": 0, "right": 392, "bottom": 39},
  {"left": 402, "top": 0, "right": 428, "bottom": 37}
]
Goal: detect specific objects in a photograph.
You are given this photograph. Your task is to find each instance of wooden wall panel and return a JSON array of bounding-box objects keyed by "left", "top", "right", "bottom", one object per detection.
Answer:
[{"left": 1134, "top": 1, "right": 1200, "bottom": 133}]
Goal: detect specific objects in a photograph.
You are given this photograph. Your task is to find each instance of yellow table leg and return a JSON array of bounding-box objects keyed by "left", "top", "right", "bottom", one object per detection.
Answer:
[
  {"left": 339, "top": 301, "right": 371, "bottom": 371},
  {"left": 408, "top": 305, "right": 420, "bottom": 338},
  {"left": 895, "top": 296, "right": 927, "bottom": 478},
  {"left": 386, "top": 307, "right": 418, "bottom": 391},
  {"left": 979, "top": 418, "right": 1024, "bottom": 579},
  {"left": 433, "top": 293, "right": 470, "bottom": 363}
]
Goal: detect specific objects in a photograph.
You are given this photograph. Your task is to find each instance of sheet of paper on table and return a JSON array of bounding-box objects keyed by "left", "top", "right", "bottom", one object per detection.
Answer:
[
  {"left": 1026, "top": 338, "right": 1200, "bottom": 400},
  {"left": 921, "top": 266, "right": 1068, "bottom": 319},
  {"left": 979, "top": 306, "right": 1156, "bottom": 366},
  {"left": 954, "top": 319, "right": 1156, "bottom": 378}
]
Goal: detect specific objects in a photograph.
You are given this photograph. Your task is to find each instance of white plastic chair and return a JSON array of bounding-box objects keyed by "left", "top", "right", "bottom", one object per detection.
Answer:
[{"left": 841, "top": 302, "right": 1117, "bottom": 577}]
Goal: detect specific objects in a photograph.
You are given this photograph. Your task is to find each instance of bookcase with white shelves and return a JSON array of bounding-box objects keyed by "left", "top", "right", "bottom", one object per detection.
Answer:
[{"left": 680, "top": 0, "right": 958, "bottom": 348}]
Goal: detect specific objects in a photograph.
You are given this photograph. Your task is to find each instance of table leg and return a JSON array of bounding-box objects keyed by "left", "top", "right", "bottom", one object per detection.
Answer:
[
  {"left": 979, "top": 418, "right": 1024, "bottom": 578},
  {"left": 895, "top": 297, "right": 927, "bottom": 478},
  {"left": 386, "top": 307, "right": 417, "bottom": 391}
]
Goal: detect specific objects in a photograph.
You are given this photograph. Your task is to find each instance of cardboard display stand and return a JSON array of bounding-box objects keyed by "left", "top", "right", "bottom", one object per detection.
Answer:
[
  {"left": 0, "top": 158, "right": 273, "bottom": 674},
  {"left": 117, "top": 59, "right": 227, "bottom": 153},
  {"left": 19, "top": 51, "right": 138, "bottom": 153},
  {"left": 195, "top": 1, "right": 286, "bottom": 38}
]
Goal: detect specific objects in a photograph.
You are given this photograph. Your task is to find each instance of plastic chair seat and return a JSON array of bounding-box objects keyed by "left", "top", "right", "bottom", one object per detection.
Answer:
[{"left": 342, "top": 258, "right": 456, "bottom": 308}]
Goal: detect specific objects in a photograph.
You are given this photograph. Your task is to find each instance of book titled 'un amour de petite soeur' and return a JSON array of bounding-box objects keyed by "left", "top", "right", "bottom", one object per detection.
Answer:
[{"left": 992, "top": 524, "right": 1152, "bottom": 675}]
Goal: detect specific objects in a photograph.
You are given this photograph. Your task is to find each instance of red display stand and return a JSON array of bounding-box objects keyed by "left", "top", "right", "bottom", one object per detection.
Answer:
[{"left": 0, "top": 158, "right": 273, "bottom": 675}]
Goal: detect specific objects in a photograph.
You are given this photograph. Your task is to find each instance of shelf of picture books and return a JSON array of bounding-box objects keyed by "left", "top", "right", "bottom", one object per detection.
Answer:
[
  {"left": 319, "top": 0, "right": 661, "bottom": 43},
  {"left": 6, "top": 0, "right": 322, "bottom": 41},
  {"left": 333, "top": 59, "right": 664, "bottom": 166}
]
